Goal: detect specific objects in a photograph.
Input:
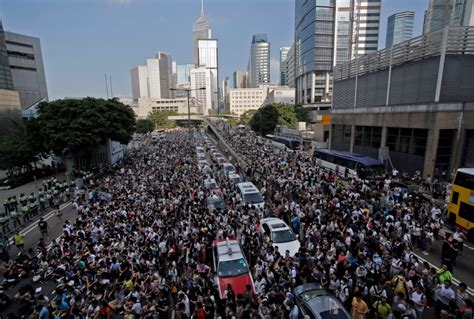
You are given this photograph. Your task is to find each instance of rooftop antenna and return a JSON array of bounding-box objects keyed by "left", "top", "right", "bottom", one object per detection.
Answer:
[
  {"left": 201, "top": 0, "right": 204, "bottom": 16},
  {"left": 104, "top": 74, "right": 109, "bottom": 99},
  {"left": 110, "top": 75, "right": 114, "bottom": 98}
]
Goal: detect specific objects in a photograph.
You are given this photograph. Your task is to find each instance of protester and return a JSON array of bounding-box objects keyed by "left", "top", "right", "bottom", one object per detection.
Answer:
[{"left": 0, "top": 125, "right": 470, "bottom": 319}]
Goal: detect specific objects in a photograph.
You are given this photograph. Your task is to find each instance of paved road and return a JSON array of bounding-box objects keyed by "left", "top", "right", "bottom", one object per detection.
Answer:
[
  {"left": 413, "top": 229, "right": 474, "bottom": 296},
  {"left": 0, "top": 202, "right": 78, "bottom": 315}
]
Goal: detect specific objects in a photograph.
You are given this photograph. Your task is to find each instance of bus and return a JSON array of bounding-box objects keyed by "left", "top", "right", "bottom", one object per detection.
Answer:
[
  {"left": 448, "top": 168, "right": 474, "bottom": 237},
  {"left": 265, "top": 134, "right": 302, "bottom": 151},
  {"left": 313, "top": 149, "right": 385, "bottom": 179}
]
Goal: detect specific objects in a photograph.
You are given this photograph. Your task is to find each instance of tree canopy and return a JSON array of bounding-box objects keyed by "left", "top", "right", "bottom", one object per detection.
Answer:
[
  {"left": 0, "top": 122, "right": 46, "bottom": 175},
  {"left": 249, "top": 103, "right": 308, "bottom": 136},
  {"left": 147, "top": 110, "right": 178, "bottom": 130},
  {"left": 136, "top": 118, "right": 154, "bottom": 134},
  {"left": 239, "top": 110, "right": 257, "bottom": 126},
  {"left": 36, "top": 98, "right": 136, "bottom": 155}
]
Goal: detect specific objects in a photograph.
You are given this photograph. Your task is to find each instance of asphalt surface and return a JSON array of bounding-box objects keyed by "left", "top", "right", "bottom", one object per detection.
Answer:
[
  {"left": 413, "top": 228, "right": 474, "bottom": 296},
  {"left": 0, "top": 202, "right": 77, "bottom": 315}
]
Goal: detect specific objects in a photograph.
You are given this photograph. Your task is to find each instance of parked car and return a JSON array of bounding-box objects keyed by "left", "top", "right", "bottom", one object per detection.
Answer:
[
  {"left": 260, "top": 218, "right": 300, "bottom": 256},
  {"left": 237, "top": 182, "right": 264, "bottom": 209},
  {"left": 204, "top": 178, "right": 219, "bottom": 190},
  {"left": 212, "top": 237, "right": 255, "bottom": 299},
  {"left": 222, "top": 163, "right": 237, "bottom": 175},
  {"left": 293, "top": 283, "right": 352, "bottom": 319},
  {"left": 228, "top": 173, "right": 243, "bottom": 184},
  {"left": 206, "top": 195, "right": 224, "bottom": 211}
]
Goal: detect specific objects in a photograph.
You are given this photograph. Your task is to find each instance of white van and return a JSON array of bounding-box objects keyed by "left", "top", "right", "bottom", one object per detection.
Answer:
[{"left": 237, "top": 182, "right": 264, "bottom": 209}]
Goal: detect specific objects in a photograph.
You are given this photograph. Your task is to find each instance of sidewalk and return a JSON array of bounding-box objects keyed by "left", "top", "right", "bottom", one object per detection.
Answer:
[{"left": 0, "top": 172, "right": 66, "bottom": 206}]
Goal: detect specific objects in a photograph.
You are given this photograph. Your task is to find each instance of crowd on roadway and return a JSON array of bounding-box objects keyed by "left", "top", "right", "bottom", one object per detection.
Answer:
[
  {"left": 0, "top": 177, "right": 75, "bottom": 237},
  {"left": 0, "top": 124, "right": 471, "bottom": 319},
  {"left": 210, "top": 119, "right": 472, "bottom": 319}
]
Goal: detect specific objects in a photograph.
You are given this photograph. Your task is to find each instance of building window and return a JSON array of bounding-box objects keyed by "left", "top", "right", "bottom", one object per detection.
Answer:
[
  {"left": 354, "top": 126, "right": 382, "bottom": 148},
  {"left": 386, "top": 128, "right": 428, "bottom": 156}
]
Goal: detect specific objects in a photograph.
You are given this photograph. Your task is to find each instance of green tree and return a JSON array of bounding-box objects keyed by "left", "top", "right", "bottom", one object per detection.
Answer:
[
  {"left": 274, "top": 103, "right": 298, "bottom": 127},
  {"left": 147, "top": 110, "right": 178, "bottom": 130},
  {"left": 239, "top": 110, "right": 257, "bottom": 126},
  {"left": 294, "top": 104, "right": 310, "bottom": 122},
  {"left": 37, "top": 97, "right": 136, "bottom": 155},
  {"left": 228, "top": 118, "right": 239, "bottom": 126},
  {"left": 0, "top": 122, "right": 45, "bottom": 175},
  {"left": 249, "top": 104, "right": 279, "bottom": 136},
  {"left": 136, "top": 118, "right": 154, "bottom": 134}
]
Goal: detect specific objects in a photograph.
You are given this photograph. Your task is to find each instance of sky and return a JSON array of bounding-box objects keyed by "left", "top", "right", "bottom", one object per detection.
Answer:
[{"left": 1, "top": 0, "right": 429, "bottom": 100}]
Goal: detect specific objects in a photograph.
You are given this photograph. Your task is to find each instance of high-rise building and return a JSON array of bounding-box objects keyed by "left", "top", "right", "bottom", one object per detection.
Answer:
[
  {"left": 0, "top": 23, "right": 14, "bottom": 91},
  {"left": 131, "top": 52, "right": 174, "bottom": 100},
  {"left": 386, "top": 11, "right": 415, "bottom": 48},
  {"left": 248, "top": 34, "right": 270, "bottom": 88},
  {"left": 423, "top": 0, "right": 474, "bottom": 34},
  {"left": 294, "top": 0, "right": 381, "bottom": 105},
  {"left": 5, "top": 31, "right": 48, "bottom": 109},
  {"left": 221, "top": 76, "right": 230, "bottom": 112},
  {"left": 156, "top": 52, "right": 173, "bottom": 99},
  {"left": 197, "top": 39, "right": 218, "bottom": 68},
  {"left": 279, "top": 47, "right": 290, "bottom": 86},
  {"left": 192, "top": 0, "right": 211, "bottom": 67},
  {"left": 335, "top": 0, "right": 353, "bottom": 64},
  {"left": 190, "top": 67, "right": 216, "bottom": 115},
  {"left": 177, "top": 64, "right": 194, "bottom": 84},
  {"left": 286, "top": 44, "right": 295, "bottom": 89},
  {"left": 233, "top": 70, "right": 248, "bottom": 89},
  {"left": 351, "top": 0, "right": 381, "bottom": 59},
  {"left": 171, "top": 61, "right": 177, "bottom": 98},
  {"left": 0, "top": 22, "right": 21, "bottom": 135}
]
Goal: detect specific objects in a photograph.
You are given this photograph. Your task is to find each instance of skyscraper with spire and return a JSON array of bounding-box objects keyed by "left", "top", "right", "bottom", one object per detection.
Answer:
[{"left": 192, "top": 0, "right": 211, "bottom": 67}]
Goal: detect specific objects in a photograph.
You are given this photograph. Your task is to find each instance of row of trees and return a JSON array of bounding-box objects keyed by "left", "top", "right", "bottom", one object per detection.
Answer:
[
  {"left": 135, "top": 110, "right": 180, "bottom": 134},
  {"left": 240, "top": 103, "right": 309, "bottom": 136},
  {"left": 0, "top": 98, "right": 136, "bottom": 176}
]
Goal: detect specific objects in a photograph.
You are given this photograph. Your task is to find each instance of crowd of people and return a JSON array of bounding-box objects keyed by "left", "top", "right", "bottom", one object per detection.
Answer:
[
  {"left": 0, "top": 123, "right": 470, "bottom": 319},
  {"left": 210, "top": 119, "right": 472, "bottom": 319}
]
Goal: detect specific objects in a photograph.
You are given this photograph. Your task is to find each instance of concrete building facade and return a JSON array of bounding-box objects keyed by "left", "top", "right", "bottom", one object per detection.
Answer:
[
  {"left": 228, "top": 87, "right": 266, "bottom": 117},
  {"left": 131, "top": 97, "right": 189, "bottom": 118},
  {"left": 248, "top": 34, "right": 270, "bottom": 88},
  {"left": 262, "top": 86, "right": 296, "bottom": 106},
  {"left": 331, "top": 26, "right": 474, "bottom": 177},
  {"left": 131, "top": 52, "right": 174, "bottom": 100},
  {"left": 190, "top": 67, "right": 216, "bottom": 115},
  {"left": 351, "top": 0, "right": 381, "bottom": 58},
  {"left": 386, "top": 11, "right": 415, "bottom": 48},
  {"left": 5, "top": 31, "right": 48, "bottom": 109},
  {"left": 233, "top": 70, "right": 248, "bottom": 89}
]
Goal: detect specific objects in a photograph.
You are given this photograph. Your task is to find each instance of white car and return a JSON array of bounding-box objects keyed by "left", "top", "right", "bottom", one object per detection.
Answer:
[
  {"left": 222, "top": 163, "right": 236, "bottom": 175},
  {"left": 198, "top": 159, "right": 208, "bottom": 167},
  {"left": 228, "top": 173, "right": 243, "bottom": 184},
  {"left": 260, "top": 218, "right": 300, "bottom": 257}
]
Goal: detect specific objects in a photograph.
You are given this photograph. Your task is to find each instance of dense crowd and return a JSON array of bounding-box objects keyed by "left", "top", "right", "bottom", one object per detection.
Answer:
[
  {"left": 0, "top": 124, "right": 471, "bottom": 319},
  {"left": 210, "top": 119, "right": 471, "bottom": 319}
]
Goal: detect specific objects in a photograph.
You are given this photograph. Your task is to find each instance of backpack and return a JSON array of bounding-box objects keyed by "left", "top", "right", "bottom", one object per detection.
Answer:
[{"left": 393, "top": 277, "right": 408, "bottom": 300}]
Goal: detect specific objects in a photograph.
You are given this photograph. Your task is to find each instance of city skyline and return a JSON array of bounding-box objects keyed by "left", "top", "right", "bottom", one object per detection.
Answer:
[{"left": 1, "top": 0, "right": 428, "bottom": 100}]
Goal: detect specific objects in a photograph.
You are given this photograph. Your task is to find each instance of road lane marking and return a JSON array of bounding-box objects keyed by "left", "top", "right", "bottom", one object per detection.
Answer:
[
  {"left": 8, "top": 202, "right": 72, "bottom": 245},
  {"left": 413, "top": 252, "right": 474, "bottom": 296}
]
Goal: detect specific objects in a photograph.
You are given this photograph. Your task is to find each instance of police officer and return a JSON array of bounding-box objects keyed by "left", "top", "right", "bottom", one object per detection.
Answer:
[{"left": 39, "top": 191, "right": 46, "bottom": 212}]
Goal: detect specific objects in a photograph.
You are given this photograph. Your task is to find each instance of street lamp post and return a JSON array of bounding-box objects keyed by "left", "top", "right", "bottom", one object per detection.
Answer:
[{"left": 170, "top": 87, "right": 206, "bottom": 137}]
